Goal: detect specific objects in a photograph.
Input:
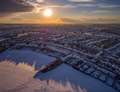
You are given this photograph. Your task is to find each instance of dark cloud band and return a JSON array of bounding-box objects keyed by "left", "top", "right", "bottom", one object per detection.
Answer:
[{"left": 0, "top": 0, "right": 33, "bottom": 16}]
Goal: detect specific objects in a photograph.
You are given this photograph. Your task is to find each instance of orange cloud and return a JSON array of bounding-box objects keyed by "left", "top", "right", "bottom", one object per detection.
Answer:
[{"left": 0, "top": 17, "right": 64, "bottom": 24}]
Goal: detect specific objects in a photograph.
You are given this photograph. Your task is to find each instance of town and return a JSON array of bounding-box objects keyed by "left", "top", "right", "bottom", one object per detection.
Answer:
[{"left": 0, "top": 24, "right": 120, "bottom": 92}]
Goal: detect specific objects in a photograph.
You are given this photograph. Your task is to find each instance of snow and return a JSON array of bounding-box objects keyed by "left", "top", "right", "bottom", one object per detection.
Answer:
[
  {"left": 35, "top": 64, "right": 116, "bottom": 92},
  {"left": 0, "top": 49, "right": 117, "bottom": 92},
  {"left": 0, "top": 61, "right": 86, "bottom": 92},
  {"left": 0, "top": 49, "right": 56, "bottom": 69}
]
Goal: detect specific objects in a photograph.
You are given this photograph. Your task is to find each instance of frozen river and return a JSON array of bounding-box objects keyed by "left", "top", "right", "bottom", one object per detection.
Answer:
[
  {"left": 0, "top": 49, "right": 56, "bottom": 69},
  {"left": 35, "top": 64, "right": 116, "bottom": 92}
]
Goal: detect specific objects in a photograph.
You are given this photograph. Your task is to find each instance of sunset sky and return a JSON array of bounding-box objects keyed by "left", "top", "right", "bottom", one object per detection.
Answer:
[{"left": 0, "top": 0, "right": 120, "bottom": 24}]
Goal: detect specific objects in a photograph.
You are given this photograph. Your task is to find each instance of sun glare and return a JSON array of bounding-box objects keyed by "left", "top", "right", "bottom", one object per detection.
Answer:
[{"left": 43, "top": 8, "right": 53, "bottom": 17}]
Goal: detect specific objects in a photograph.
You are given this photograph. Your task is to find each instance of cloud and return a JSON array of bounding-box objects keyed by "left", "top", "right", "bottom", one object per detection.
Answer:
[
  {"left": 44, "top": 4, "right": 78, "bottom": 9},
  {"left": 97, "top": 4, "right": 120, "bottom": 9},
  {"left": 0, "top": 0, "right": 33, "bottom": 16},
  {"left": 68, "top": 0, "right": 94, "bottom": 2},
  {"left": 22, "top": 0, "right": 44, "bottom": 7},
  {"left": 50, "top": 3, "right": 120, "bottom": 10},
  {"left": 61, "top": 18, "right": 81, "bottom": 23}
]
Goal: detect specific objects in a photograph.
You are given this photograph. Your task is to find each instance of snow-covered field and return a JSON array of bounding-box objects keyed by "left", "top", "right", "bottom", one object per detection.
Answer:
[
  {"left": 0, "top": 49, "right": 56, "bottom": 69},
  {"left": 0, "top": 61, "right": 86, "bottom": 92},
  {"left": 35, "top": 64, "right": 116, "bottom": 92}
]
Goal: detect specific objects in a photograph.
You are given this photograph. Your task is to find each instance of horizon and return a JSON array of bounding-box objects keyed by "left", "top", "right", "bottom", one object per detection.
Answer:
[{"left": 0, "top": 0, "right": 120, "bottom": 24}]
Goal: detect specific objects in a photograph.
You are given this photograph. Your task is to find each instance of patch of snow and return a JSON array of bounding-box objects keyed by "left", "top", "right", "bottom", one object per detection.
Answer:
[{"left": 35, "top": 64, "right": 116, "bottom": 92}]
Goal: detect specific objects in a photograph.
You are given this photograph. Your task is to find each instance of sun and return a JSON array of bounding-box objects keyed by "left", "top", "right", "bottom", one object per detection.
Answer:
[{"left": 43, "top": 8, "right": 53, "bottom": 17}]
